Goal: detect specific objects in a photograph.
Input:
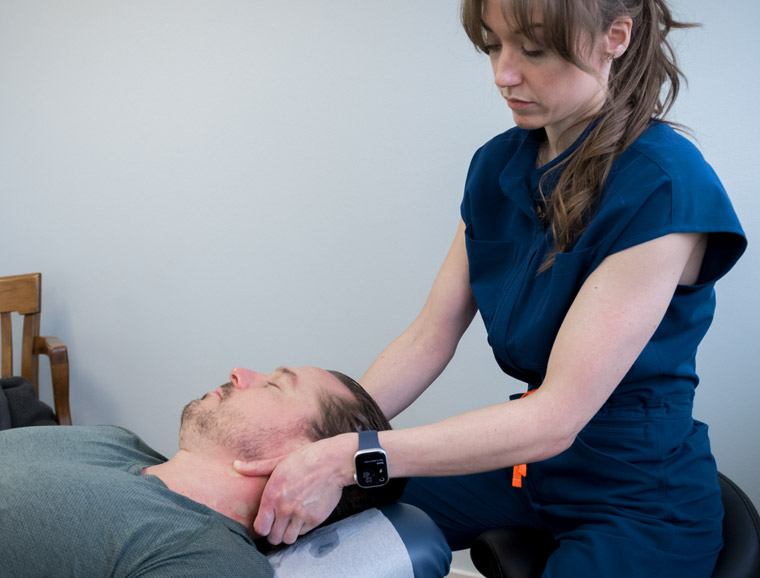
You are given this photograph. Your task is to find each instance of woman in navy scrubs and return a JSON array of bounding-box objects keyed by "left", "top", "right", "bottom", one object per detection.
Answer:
[{"left": 238, "top": 1, "right": 746, "bottom": 575}]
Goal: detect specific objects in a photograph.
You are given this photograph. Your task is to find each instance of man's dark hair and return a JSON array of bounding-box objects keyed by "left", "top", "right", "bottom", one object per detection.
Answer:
[{"left": 307, "top": 370, "right": 407, "bottom": 526}]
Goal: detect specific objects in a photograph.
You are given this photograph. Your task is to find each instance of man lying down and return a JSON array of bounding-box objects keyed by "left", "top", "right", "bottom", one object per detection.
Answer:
[{"left": 0, "top": 366, "right": 406, "bottom": 578}]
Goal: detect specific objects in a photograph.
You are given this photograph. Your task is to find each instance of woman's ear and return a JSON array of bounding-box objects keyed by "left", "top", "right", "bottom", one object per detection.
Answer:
[{"left": 605, "top": 16, "right": 632, "bottom": 59}]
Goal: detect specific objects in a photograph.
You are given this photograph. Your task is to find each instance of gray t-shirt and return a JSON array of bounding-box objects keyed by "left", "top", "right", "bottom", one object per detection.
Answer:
[{"left": 0, "top": 425, "right": 273, "bottom": 578}]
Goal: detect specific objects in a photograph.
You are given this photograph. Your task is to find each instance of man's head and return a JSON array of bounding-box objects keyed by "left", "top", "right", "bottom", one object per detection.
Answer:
[
  {"left": 179, "top": 366, "right": 345, "bottom": 461},
  {"left": 179, "top": 365, "right": 406, "bottom": 525}
]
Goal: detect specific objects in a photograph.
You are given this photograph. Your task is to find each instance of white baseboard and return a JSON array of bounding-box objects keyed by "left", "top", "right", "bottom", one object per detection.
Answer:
[{"left": 446, "top": 569, "right": 484, "bottom": 578}]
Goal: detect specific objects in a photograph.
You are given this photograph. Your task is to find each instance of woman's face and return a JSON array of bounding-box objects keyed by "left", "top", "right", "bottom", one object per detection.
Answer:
[{"left": 482, "top": 0, "right": 610, "bottom": 149}]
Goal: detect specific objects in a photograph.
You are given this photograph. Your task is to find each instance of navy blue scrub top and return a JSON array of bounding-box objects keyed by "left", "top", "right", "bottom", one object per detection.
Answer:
[{"left": 461, "top": 121, "right": 746, "bottom": 400}]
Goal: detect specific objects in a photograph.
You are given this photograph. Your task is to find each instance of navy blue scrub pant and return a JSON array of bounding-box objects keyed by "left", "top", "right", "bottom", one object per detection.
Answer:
[{"left": 401, "top": 399, "right": 723, "bottom": 578}]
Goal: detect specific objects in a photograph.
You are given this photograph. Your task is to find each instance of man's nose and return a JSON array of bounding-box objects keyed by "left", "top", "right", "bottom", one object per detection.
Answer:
[{"left": 229, "top": 367, "right": 264, "bottom": 390}]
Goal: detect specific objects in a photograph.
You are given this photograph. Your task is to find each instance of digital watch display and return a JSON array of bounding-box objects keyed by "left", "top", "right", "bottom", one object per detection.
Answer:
[{"left": 353, "top": 430, "right": 389, "bottom": 488}]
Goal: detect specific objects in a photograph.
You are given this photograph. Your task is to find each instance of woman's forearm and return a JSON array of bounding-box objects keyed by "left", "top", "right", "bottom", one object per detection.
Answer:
[{"left": 376, "top": 391, "right": 575, "bottom": 480}]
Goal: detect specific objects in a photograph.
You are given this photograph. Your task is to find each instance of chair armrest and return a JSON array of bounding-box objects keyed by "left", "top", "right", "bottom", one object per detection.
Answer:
[{"left": 33, "top": 336, "right": 71, "bottom": 425}]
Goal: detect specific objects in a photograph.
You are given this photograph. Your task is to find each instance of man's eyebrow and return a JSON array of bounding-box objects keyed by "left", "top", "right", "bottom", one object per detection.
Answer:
[{"left": 274, "top": 366, "right": 298, "bottom": 387}]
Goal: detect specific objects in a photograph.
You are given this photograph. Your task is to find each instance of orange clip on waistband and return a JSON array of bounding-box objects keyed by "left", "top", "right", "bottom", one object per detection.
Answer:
[{"left": 512, "top": 463, "right": 527, "bottom": 488}]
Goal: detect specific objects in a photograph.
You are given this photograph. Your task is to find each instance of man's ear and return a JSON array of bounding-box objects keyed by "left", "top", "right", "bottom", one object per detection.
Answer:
[
  {"left": 605, "top": 16, "right": 632, "bottom": 59},
  {"left": 233, "top": 457, "right": 280, "bottom": 478}
]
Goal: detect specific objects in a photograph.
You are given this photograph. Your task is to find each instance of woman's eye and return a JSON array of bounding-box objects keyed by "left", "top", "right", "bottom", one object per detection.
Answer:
[
  {"left": 521, "top": 46, "right": 545, "bottom": 58},
  {"left": 484, "top": 43, "right": 501, "bottom": 55}
]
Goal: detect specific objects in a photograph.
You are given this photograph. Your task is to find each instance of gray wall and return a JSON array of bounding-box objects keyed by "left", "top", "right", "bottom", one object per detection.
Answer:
[{"left": 2, "top": 2, "right": 757, "bottom": 572}]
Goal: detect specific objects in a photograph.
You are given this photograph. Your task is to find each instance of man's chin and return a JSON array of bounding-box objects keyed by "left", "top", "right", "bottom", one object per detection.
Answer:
[{"left": 180, "top": 399, "right": 201, "bottom": 421}]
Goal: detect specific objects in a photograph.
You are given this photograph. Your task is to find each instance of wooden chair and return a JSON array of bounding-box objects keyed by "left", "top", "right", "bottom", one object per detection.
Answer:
[{"left": 0, "top": 273, "right": 71, "bottom": 425}]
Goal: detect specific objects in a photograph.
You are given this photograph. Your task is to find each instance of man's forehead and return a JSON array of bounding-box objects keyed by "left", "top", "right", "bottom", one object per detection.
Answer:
[{"left": 291, "top": 366, "right": 354, "bottom": 399}]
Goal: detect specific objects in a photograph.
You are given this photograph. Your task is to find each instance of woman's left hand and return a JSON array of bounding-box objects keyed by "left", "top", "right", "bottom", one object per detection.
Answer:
[{"left": 233, "top": 433, "right": 355, "bottom": 545}]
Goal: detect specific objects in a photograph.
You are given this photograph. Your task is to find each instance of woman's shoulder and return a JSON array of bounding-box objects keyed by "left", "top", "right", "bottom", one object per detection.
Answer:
[
  {"left": 605, "top": 121, "right": 731, "bottom": 217},
  {"left": 594, "top": 122, "right": 746, "bottom": 275},
  {"left": 622, "top": 121, "right": 715, "bottom": 182}
]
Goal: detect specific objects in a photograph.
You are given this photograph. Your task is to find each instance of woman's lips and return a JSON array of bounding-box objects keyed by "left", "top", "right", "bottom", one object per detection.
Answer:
[{"left": 506, "top": 97, "right": 533, "bottom": 110}]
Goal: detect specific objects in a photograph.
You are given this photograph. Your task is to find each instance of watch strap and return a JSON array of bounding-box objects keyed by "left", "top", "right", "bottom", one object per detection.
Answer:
[{"left": 357, "top": 430, "right": 381, "bottom": 451}]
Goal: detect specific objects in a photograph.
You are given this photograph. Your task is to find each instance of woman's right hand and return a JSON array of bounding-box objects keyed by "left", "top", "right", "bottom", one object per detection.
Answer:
[{"left": 234, "top": 433, "right": 356, "bottom": 545}]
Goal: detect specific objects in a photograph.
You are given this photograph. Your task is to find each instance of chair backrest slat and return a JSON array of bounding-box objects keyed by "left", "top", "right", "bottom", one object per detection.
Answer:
[
  {"left": 21, "top": 312, "right": 41, "bottom": 392},
  {"left": 1, "top": 311, "right": 13, "bottom": 377}
]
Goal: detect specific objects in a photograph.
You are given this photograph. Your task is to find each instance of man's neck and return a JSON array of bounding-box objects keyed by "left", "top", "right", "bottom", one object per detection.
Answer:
[{"left": 143, "top": 450, "right": 265, "bottom": 539}]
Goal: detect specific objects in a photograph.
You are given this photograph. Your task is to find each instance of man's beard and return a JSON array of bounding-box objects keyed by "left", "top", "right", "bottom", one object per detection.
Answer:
[
  {"left": 178, "top": 383, "right": 302, "bottom": 460},
  {"left": 179, "top": 382, "right": 232, "bottom": 442}
]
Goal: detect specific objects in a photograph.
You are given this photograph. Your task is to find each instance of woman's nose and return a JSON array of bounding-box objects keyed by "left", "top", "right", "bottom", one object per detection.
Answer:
[
  {"left": 229, "top": 367, "right": 263, "bottom": 390},
  {"left": 494, "top": 49, "right": 521, "bottom": 88}
]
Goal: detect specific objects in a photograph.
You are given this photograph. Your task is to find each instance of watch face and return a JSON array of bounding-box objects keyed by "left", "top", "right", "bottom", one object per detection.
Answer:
[{"left": 355, "top": 450, "right": 388, "bottom": 488}]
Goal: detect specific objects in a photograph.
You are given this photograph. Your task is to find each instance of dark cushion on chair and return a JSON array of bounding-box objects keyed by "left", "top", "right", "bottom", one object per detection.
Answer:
[
  {"left": 470, "top": 472, "right": 760, "bottom": 578},
  {"left": 470, "top": 526, "right": 557, "bottom": 578},
  {"left": 0, "top": 377, "right": 58, "bottom": 429},
  {"left": 712, "top": 472, "right": 760, "bottom": 578}
]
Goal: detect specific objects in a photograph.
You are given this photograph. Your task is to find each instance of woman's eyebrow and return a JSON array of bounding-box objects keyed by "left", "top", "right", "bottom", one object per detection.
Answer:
[{"left": 481, "top": 19, "right": 544, "bottom": 35}]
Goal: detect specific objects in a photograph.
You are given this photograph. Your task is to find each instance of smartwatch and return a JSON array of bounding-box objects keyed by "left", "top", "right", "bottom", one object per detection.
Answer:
[{"left": 353, "top": 430, "right": 389, "bottom": 488}]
